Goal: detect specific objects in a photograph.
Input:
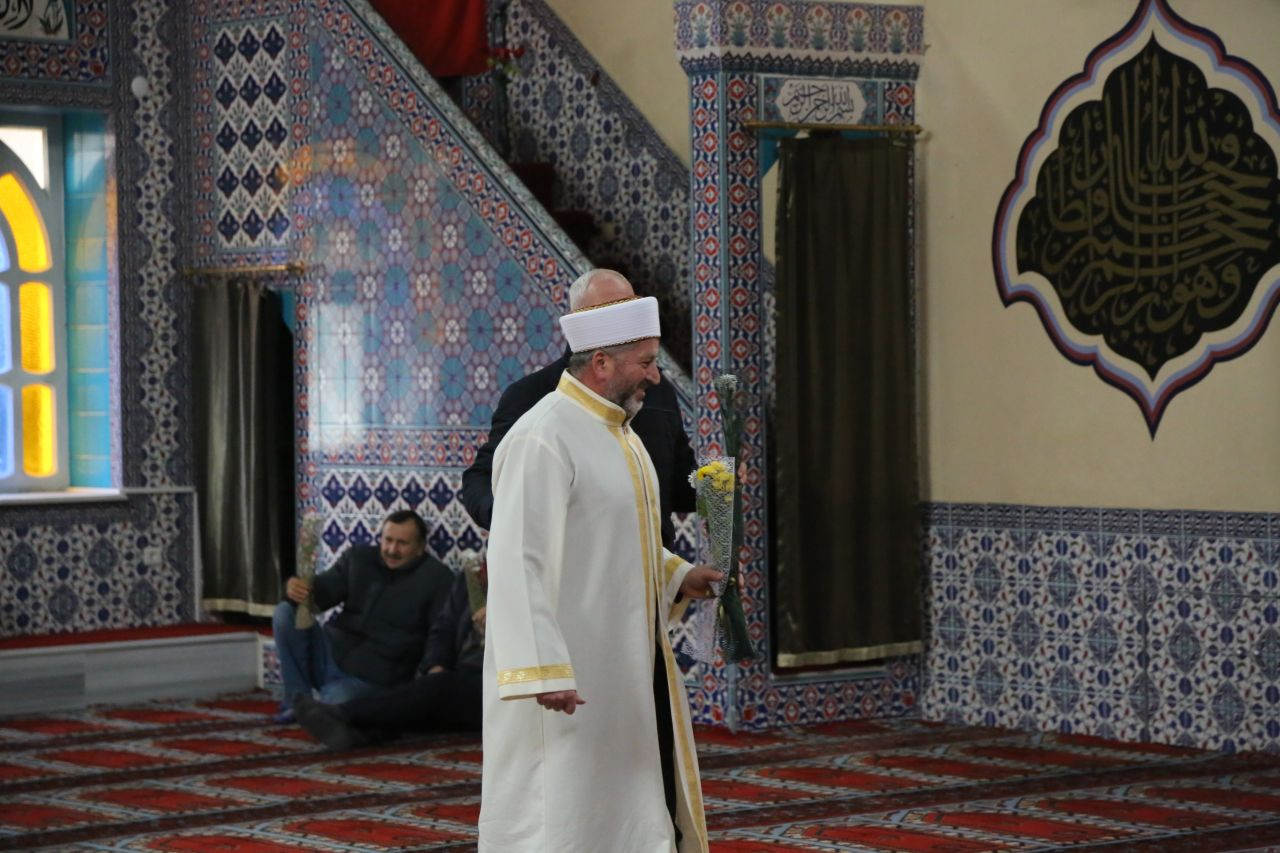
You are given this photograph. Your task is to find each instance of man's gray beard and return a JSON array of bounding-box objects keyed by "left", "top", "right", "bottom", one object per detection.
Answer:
[
  {"left": 621, "top": 394, "right": 644, "bottom": 419},
  {"left": 608, "top": 380, "right": 647, "bottom": 420}
]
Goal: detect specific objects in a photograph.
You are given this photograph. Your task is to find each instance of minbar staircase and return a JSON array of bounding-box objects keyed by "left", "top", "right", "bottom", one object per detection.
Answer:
[
  {"left": 507, "top": 160, "right": 637, "bottom": 290},
  {"left": 379, "top": 1, "right": 686, "bottom": 367},
  {"left": 509, "top": 161, "right": 597, "bottom": 255}
]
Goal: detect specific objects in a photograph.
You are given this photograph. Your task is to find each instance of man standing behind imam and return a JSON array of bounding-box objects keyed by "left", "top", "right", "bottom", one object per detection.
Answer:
[{"left": 478, "top": 292, "right": 721, "bottom": 851}]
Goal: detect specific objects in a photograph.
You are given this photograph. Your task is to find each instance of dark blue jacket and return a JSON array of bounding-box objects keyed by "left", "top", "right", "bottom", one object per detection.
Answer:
[{"left": 315, "top": 546, "right": 452, "bottom": 687}]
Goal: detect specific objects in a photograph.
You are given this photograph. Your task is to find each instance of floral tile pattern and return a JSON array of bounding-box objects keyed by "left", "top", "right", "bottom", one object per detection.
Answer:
[
  {"left": 0, "top": 0, "right": 198, "bottom": 636},
  {"left": 0, "top": 0, "right": 109, "bottom": 85},
  {"left": 192, "top": 0, "right": 302, "bottom": 266},
  {"left": 924, "top": 504, "right": 1280, "bottom": 753}
]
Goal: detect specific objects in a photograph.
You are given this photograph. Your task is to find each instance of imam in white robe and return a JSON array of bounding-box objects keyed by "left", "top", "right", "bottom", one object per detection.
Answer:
[{"left": 478, "top": 371, "right": 708, "bottom": 853}]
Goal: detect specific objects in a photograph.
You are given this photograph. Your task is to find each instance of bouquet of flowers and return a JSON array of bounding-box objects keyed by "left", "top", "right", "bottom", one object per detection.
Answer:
[
  {"left": 693, "top": 459, "right": 736, "bottom": 570},
  {"left": 689, "top": 374, "right": 755, "bottom": 663},
  {"left": 293, "top": 514, "right": 324, "bottom": 630}
]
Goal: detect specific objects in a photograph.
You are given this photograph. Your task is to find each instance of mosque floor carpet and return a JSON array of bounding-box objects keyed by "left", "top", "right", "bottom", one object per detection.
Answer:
[{"left": 0, "top": 691, "right": 1278, "bottom": 851}]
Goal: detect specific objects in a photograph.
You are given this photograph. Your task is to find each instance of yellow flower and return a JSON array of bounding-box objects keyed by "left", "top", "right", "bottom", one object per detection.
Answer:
[{"left": 691, "top": 459, "right": 735, "bottom": 500}]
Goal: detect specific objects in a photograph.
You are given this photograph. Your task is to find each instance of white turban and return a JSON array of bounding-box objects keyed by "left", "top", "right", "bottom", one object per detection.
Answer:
[{"left": 559, "top": 296, "right": 661, "bottom": 353}]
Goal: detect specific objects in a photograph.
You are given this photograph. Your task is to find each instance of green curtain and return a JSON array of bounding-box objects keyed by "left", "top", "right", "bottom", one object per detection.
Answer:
[
  {"left": 193, "top": 278, "right": 295, "bottom": 616},
  {"left": 773, "top": 135, "right": 922, "bottom": 667}
]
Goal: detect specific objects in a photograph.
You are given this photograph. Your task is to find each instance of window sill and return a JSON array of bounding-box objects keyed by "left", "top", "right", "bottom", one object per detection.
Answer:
[{"left": 0, "top": 487, "right": 126, "bottom": 506}]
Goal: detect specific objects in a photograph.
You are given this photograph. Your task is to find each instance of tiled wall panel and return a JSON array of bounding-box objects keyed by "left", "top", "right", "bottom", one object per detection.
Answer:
[
  {"left": 1, "top": 495, "right": 195, "bottom": 635},
  {"left": 924, "top": 504, "right": 1280, "bottom": 753},
  {"left": 192, "top": 0, "right": 302, "bottom": 267},
  {"left": 0, "top": 0, "right": 109, "bottom": 85},
  {"left": 677, "top": 0, "right": 925, "bottom": 730},
  {"left": 293, "top": 0, "right": 575, "bottom": 579},
  {"left": 0, "top": 0, "right": 198, "bottom": 636}
]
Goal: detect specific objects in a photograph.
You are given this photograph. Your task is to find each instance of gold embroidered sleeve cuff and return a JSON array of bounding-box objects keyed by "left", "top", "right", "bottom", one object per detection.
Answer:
[
  {"left": 497, "top": 663, "right": 576, "bottom": 699},
  {"left": 664, "top": 554, "right": 689, "bottom": 586},
  {"left": 664, "top": 553, "right": 694, "bottom": 623}
]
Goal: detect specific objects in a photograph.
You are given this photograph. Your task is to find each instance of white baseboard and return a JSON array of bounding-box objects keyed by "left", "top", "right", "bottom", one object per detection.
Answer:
[{"left": 0, "top": 631, "right": 261, "bottom": 716}]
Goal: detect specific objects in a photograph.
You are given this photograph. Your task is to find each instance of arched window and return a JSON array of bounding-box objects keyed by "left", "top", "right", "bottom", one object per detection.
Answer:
[
  {"left": 0, "top": 117, "right": 66, "bottom": 492},
  {"left": 0, "top": 111, "right": 112, "bottom": 496}
]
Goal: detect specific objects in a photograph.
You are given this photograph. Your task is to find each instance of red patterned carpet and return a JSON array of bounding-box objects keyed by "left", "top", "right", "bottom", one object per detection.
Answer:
[{"left": 1, "top": 691, "right": 1278, "bottom": 851}]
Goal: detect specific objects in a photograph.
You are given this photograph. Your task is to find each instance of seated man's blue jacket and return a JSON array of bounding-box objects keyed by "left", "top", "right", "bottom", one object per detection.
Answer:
[{"left": 313, "top": 545, "right": 452, "bottom": 687}]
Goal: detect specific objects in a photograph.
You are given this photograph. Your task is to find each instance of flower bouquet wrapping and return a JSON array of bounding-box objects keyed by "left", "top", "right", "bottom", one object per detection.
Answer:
[
  {"left": 693, "top": 459, "right": 736, "bottom": 572},
  {"left": 293, "top": 514, "right": 323, "bottom": 630},
  {"left": 460, "top": 551, "right": 487, "bottom": 616},
  {"left": 689, "top": 375, "right": 755, "bottom": 664}
]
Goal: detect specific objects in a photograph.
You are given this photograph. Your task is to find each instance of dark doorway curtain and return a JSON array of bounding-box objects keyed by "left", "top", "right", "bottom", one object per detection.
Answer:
[
  {"left": 773, "top": 135, "right": 922, "bottom": 667},
  {"left": 193, "top": 278, "right": 295, "bottom": 617}
]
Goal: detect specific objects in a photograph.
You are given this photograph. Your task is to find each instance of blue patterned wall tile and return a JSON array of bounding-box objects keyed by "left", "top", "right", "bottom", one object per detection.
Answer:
[
  {"left": 304, "top": 467, "right": 487, "bottom": 573},
  {"left": 1185, "top": 511, "right": 1226, "bottom": 538},
  {"left": 0, "top": 0, "right": 109, "bottom": 85},
  {"left": 952, "top": 504, "right": 988, "bottom": 529},
  {"left": 1224, "top": 513, "right": 1268, "bottom": 539},
  {"left": 675, "top": 1, "right": 924, "bottom": 65},
  {"left": 192, "top": 0, "right": 302, "bottom": 267},
  {"left": 1023, "top": 505, "right": 1061, "bottom": 532},
  {"left": 1100, "top": 508, "right": 1141, "bottom": 535},
  {"left": 921, "top": 503, "right": 950, "bottom": 528},
  {"left": 987, "top": 504, "right": 1021, "bottom": 534},
  {"left": 1066, "top": 688, "right": 1142, "bottom": 742},
  {"left": 1, "top": 0, "right": 197, "bottom": 634},
  {"left": 925, "top": 503, "right": 1280, "bottom": 752},
  {"left": 1061, "top": 506, "right": 1097, "bottom": 533},
  {"left": 0, "top": 495, "right": 194, "bottom": 637},
  {"left": 1154, "top": 537, "right": 1261, "bottom": 599},
  {"left": 1139, "top": 509, "right": 1183, "bottom": 537}
]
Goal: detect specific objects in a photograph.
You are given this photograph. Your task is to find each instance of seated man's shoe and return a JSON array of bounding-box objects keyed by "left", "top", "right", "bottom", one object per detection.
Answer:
[
  {"left": 271, "top": 700, "right": 296, "bottom": 725},
  {"left": 294, "top": 693, "right": 370, "bottom": 750}
]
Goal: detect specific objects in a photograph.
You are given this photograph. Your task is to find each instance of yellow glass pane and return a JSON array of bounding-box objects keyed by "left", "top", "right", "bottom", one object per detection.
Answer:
[
  {"left": 19, "top": 282, "right": 54, "bottom": 373},
  {"left": 22, "top": 383, "right": 55, "bottom": 477},
  {"left": 0, "top": 172, "right": 50, "bottom": 272}
]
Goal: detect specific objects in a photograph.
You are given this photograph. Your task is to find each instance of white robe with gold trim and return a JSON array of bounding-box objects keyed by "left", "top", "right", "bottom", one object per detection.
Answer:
[{"left": 478, "top": 371, "right": 707, "bottom": 853}]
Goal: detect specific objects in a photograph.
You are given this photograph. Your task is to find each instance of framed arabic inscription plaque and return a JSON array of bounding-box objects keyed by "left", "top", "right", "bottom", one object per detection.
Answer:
[{"left": 993, "top": 0, "right": 1280, "bottom": 434}]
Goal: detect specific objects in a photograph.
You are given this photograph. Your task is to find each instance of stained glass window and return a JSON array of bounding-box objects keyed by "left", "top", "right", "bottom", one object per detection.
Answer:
[
  {"left": 0, "top": 115, "right": 68, "bottom": 492},
  {"left": 0, "top": 386, "right": 11, "bottom": 479}
]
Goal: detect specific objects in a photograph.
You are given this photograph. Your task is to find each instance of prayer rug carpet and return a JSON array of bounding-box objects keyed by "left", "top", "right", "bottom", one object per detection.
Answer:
[{"left": 1, "top": 691, "right": 1278, "bottom": 851}]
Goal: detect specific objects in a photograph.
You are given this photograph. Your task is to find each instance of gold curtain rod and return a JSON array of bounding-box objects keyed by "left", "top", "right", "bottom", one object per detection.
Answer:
[
  {"left": 744, "top": 120, "right": 923, "bottom": 135},
  {"left": 184, "top": 262, "right": 306, "bottom": 277}
]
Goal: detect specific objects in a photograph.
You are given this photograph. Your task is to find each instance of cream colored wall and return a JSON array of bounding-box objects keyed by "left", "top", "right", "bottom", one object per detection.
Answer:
[
  {"left": 541, "top": 0, "right": 692, "bottom": 165},
  {"left": 540, "top": 0, "right": 1280, "bottom": 512},
  {"left": 919, "top": 0, "right": 1280, "bottom": 511}
]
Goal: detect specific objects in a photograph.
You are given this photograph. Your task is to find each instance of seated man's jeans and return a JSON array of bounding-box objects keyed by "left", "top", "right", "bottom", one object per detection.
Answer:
[{"left": 272, "top": 601, "right": 380, "bottom": 711}]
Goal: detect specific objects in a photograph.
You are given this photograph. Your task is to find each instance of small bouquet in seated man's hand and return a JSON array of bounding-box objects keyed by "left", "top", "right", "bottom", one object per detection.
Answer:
[
  {"left": 460, "top": 551, "right": 487, "bottom": 615},
  {"left": 294, "top": 514, "right": 323, "bottom": 630},
  {"left": 688, "top": 374, "right": 755, "bottom": 663}
]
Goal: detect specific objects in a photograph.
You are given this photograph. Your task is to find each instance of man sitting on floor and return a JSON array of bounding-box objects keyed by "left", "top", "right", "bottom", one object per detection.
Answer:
[
  {"left": 292, "top": 558, "right": 486, "bottom": 749},
  {"left": 271, "top": 509, "right": 452, "bottom": 723}
]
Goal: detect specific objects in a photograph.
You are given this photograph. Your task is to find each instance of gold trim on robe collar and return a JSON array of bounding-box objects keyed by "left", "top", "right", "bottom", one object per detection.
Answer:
[{"left": 557, "top": 371, "right": 627, "bottom": 427}]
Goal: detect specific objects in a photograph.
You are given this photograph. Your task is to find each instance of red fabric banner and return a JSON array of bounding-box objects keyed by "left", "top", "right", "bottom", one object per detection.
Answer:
[{"left": 369, "top": 0, "right": 490, "bottom": 77}]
